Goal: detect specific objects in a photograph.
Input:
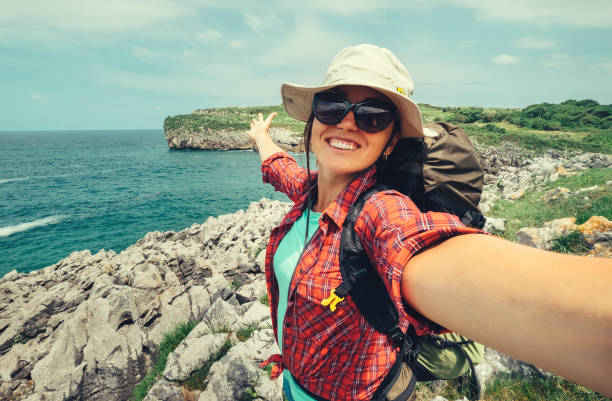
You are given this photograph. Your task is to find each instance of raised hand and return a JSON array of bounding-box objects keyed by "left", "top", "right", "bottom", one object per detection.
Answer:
[{"left": 247, "top": 112, "right": 277, "bottom": 142}]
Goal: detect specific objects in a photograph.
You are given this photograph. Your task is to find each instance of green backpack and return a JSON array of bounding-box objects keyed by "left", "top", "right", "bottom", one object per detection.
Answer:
[{"left": 334, "top": 122, "right": 485, "bottom": 401}]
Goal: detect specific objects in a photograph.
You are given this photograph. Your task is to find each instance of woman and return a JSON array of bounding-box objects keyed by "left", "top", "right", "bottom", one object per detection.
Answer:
[{"left": 247, "top": 44, "right": 612, "bottom": 400}]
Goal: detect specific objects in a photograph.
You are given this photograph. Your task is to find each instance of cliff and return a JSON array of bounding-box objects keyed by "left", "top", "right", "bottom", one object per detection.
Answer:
[
  {"left": 163, "top": 105, "right": 305, "bottom": 151},
  {"left": 164, "top": 127, "right": 303, "bottom": 152},
  {"left": 0, "top": 144, "right": 610, "bottom": 401}
]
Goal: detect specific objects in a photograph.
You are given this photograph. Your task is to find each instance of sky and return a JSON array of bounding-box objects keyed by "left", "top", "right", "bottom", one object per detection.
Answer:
[{"left": 1, "top": 0, "right": 611, "bottom": 130}]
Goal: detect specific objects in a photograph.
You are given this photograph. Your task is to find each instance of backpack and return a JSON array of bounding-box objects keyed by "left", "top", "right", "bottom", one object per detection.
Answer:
[{"left": 332, "top": 122, "right": 486, "bottom": 401}]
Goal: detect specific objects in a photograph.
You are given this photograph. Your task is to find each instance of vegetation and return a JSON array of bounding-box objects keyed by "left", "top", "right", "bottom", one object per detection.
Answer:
[
  {"left": 487, "top": 168, "right": 612, "bottom": 241},
  {"left": 442, "top": 99, "right": 612, "bottom": 131},
  {"left": 236, "top": 324, "right": 260, "bottom": 342},
  {"left": 483, "top": 373, "right": 610, "bottom": 401},
  {"left": 181, "top": 339, "right": 233, "bottom": 391},
  {"left": 414, "top": 373, "right": 610, "bottom": 401},
  {"left": 164, "top": 105, "right": 305, "bottom": 134},
  {"left": 550, "top": 231, "right": 590, "bottom": 254},
  {"left": 164, "top": 99, "right": 612, "bottom": 154},
  {"left": 132, "top": 321, "right": 198, "bottom": 401}
]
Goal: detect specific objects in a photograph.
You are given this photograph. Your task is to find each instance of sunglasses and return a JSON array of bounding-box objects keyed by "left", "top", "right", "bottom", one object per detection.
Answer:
[{"left": 312, "top": 91, "right": 397, "bottom": 133}]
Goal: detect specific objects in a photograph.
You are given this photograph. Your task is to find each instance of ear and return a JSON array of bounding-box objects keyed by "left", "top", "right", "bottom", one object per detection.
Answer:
[{"left": 383, "top": 131, "right": 400, "bottom": 157}]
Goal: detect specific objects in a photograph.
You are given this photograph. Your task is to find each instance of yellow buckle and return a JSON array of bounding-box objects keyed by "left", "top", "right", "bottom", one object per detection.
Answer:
[{"left": 321, "top": 289, "right": 344, "bottom": 312}]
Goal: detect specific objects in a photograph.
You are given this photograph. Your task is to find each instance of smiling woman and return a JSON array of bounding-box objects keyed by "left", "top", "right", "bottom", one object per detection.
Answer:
[{"left": 246, "top": 43, "right": 612, "bottom": 401}]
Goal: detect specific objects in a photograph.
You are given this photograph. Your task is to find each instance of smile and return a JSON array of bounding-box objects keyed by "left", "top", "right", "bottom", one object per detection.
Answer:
[{"left": 327, "top": 138, "right": 359, "bottom": 151}]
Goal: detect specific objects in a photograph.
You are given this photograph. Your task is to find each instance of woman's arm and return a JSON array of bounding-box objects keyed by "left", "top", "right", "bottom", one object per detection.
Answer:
[
  {"left": 401, "top": 234, "right": 612, "bottom": 396},
  {"left": 247, "top": 112, "right": 286, "bottom": 162}
]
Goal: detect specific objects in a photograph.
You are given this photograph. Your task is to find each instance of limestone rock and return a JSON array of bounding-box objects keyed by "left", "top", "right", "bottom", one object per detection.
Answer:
[
  {"left": 506, "top": 188, "right": 525, "bottom": 200},
  {"left": 164, "top": 334, "right": 228, "bottom": 381},
  {"left": 539, "top": 187, "right": 571, "bottom": 202},
  {"left": 484, "top": 217, "right": 506, "bottom": 234},
  {"left": 577, "top": 216, "right": 612, "bottom": 246},
  {"left": 204, "top": 298, "right": 241, "bottom": 331},
  {"left": 235, "top": 277, "right": 267, "bottom": 304},
  {"left": 516, "top": 218, "right": 577, "bottom": 250},
  {"left": 197, "top": 329, "right": 281, "bottom": 401},
  {"left": 143, "top": 379, "right": 191, "bottom": 401},
  {"left": 165, "top": 126, "right": 302, "bottom": 152}
]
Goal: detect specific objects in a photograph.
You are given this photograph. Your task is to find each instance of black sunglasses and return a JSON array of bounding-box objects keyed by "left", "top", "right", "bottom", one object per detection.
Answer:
[{"left": 312, "top": 91, "right": 397, "bottom": 133}]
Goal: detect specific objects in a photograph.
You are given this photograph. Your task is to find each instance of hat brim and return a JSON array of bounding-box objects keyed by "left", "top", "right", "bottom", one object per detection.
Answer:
[{"left": 281, "top": 82, "right": 424, "bottom": 138}]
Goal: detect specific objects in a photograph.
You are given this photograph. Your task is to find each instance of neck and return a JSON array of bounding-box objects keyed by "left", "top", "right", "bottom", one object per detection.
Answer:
[{"left": 312, "top": 168, "right": 360, "bottom": 213}]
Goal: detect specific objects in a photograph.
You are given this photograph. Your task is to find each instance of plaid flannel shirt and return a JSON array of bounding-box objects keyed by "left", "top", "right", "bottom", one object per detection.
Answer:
[{"left": 260, "top": 152, "right": 483, "bottom": 400}]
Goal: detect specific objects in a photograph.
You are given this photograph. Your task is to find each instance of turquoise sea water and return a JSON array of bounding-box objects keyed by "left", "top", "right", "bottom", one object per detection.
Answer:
[{"left": 0, "top": 130, "right": 299, "bottom": 276}]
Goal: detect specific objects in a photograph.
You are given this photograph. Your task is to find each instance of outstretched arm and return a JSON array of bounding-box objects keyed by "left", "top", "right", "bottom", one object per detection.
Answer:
[
  {"left": 401, "top": 234, "right": 612, "bottom": 396},
  {"left": 247, "top": 112, "right": 285, "bottom": 162}
]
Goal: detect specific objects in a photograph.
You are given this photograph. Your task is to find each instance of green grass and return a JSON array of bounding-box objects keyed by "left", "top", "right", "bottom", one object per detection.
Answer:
[
  {"left": 164, "top": 105, "right": 305, "bottom": 135},
  {"left": 488, "top": 169, "right": 612, "bottom": 241},
  {"left": 132, "top": 321, "right": 198, "bottom": 401},
  {"left": 164, "top": 102, "right": 612, "bottom": 154},
  {"left": 259, "top": 294, "right": 270, "bottom": 306},
  {"left": 236, "top": 324, "right": 260, "bottom": 342},
  {"left": 483, "top": 374, "right": 611, "bottom": 401},
  {"left": 181, "top": 339, "right": 233, "bottom": 391},
  {"left": 415, "top": 374, "right": 611, "bottom": 401},
  {"left": 550, "top": 231, "right": 590, "bottom": 254},
  {"left": 463, "top": 122, "right": 612, "bottom": 154}
]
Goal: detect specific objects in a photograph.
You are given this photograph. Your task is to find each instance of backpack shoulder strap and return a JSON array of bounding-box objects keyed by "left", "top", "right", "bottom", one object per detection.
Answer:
[{"left": 335, "top": 184, "right": 405, "bottom": 347}]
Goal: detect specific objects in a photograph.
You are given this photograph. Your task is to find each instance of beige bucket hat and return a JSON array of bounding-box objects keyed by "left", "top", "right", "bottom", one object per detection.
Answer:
[{"left": 281, "top": 44, "right": 424, "bottom": 138}]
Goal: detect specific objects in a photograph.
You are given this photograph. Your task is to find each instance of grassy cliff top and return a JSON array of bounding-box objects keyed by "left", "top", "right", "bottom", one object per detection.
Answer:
[{"left": 164, "top": 100, "right": 612, "bottom": 154}]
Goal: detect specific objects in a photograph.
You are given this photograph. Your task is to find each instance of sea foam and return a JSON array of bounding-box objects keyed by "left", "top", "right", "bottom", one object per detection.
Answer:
[
  {"left": 0, "top": 177, "right": 28, "bottom": 185},
  {"left": 0, "top": 215, "right": 67, "bottom": 237}
]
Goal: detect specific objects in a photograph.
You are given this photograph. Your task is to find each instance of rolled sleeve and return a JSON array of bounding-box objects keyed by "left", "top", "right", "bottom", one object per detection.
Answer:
[
  {"left": 356, "top": 190, "right": 486, "bottom": 335},
  {"left": 261, "top": 152, "right": 312, "bottom": 204}
]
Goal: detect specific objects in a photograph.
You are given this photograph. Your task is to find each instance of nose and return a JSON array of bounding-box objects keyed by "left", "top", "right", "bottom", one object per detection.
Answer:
[{"left": 336, "top": 110, "right": 359, "bottom": 132}]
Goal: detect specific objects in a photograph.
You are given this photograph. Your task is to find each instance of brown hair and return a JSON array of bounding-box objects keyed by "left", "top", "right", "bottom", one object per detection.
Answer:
[{"left": 299, "top": 113, "right": 400, "bottom": 245}]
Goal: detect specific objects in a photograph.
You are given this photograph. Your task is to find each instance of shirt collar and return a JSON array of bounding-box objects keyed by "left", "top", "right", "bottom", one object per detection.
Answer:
[{"left": 320, "top": 166, "right": 378, "bottom": 229}]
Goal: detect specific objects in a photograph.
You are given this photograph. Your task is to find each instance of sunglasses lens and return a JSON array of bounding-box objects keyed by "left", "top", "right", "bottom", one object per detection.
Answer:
[
  {"left": 314, "top": 93, "right": 347, "bottom": 125},
  {"left": 356, "top": 103, "right": 395, "bottom": 133}
]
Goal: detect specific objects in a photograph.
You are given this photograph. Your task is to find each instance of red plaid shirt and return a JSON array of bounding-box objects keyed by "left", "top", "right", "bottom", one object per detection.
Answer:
[{"left": 261, "top": 152, "right": 483, "bottom": 400}]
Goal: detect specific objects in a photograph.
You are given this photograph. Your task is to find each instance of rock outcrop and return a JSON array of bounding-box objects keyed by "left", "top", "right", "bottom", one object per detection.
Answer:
[
  {"left": 165, "top": 127, "right": 302, "bottom": 152},
  {"left": 0, "top": 199, "right": 290, "bottom": 401},
  {"left": 1, "top": 143, "right": 610, "bottom": 400}
]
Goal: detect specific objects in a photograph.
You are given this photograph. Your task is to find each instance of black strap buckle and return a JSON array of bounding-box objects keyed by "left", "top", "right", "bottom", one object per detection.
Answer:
[
  {"left": 352, "top": 268, "right": 369, "bottom": 281},
  {"left": 388, "top": 326, "right": 404, "bottom": 348}
]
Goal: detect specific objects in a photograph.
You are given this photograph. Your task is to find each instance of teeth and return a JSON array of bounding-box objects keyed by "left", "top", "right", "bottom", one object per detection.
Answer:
[{"left": 329, "top": 139, "right": 357, "bottom": 150}]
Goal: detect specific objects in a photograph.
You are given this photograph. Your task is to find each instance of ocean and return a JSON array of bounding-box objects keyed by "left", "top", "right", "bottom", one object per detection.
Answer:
[{"left": 0, "top": 129, "right": 305, "bottom": 276}]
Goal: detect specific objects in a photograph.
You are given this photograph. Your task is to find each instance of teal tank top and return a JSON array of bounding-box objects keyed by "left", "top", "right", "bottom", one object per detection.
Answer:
[{"left": 274, "top": 208, "right": 321, "bottom": 401}]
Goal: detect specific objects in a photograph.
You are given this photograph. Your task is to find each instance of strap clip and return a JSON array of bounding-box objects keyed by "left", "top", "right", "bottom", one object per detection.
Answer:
[{"left": 321, "top": 289, "right": 344, "bottom": 312}]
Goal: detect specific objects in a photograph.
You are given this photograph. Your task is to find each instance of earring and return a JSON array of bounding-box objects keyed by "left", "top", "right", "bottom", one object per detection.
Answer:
[{"left": 383, "top": 153, "right": 389, "bottom": 161}]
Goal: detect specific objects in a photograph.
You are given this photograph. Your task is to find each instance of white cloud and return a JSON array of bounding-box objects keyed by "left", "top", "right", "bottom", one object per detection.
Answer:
[
  {"left": 593, "top": 61, "right": 612, "bottom": 75},
  {"left": 197, "top": 28, "right": 222, "bottom": 42},
  {"left": 132, "top": 46, "right": 156, "bottom": 59},
  {"left": 541, "top": 53, "right": 574, "bottom": 68},
  {"left": 31, "top": 93, "right": 43, "bottom": 101},
  {"left": 244, "top": 14, "right": 264, "bottom": 33},
  {"left": 0, "top": 0, "right": 191, "bottom": 32},
  {"left": 491, "top": 54, "right": 520, "bottom": 64},
  {"left": 229, "top": 40, "right": 245, "bottom": 49},
  {"left": 515, "top": 36, "right": 557, "bottom": 50},
  {"left": 442, "top": 0, "right": 612, "bottom": 28},
  {"left": 257, "top": 16, "right": 350, "bottom": 68}
]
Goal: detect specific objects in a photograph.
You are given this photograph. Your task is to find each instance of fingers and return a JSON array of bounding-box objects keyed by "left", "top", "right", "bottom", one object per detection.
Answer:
[{"left": 265, "top": 112, "right": 277, "bottom": 125}]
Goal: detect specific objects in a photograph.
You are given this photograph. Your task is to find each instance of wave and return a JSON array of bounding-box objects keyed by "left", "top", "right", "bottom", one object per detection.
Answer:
[
  {"left": 0, "top": 177, "right": 28, "bottom": 185},
  {"left": 0, "top": 215, "right": 68, "bottom": 237}
]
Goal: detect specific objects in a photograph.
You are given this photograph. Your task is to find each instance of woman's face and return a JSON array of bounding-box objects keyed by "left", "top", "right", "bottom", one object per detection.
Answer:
[{"left": 310, "top": 85, "right": 398, "bottom": 180}]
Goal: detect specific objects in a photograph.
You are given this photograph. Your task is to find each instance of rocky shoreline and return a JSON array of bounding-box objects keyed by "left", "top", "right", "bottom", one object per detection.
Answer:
[
  {"left": 1, "top": 144, "right": 611, "bottom": 401},
  {"left": 164, "top": 127, "right": 302, "bottom": 152}
]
